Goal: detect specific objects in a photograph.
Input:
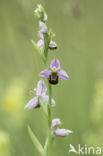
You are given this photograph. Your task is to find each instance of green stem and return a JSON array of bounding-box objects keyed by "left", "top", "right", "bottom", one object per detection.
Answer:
[{"left": 47, "top": 82, "right": 52, "bottom": 155}]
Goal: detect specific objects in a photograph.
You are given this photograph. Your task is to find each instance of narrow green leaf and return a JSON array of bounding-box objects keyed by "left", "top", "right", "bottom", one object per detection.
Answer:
[
  {"left": 28, "top": 125, "right": 44, "bottom": 156},
  {"left": 39, "top": 96, "right": 48, "bottom": 116},
  {"left": 31, "top": 40, "right": 46, "bottom": 62},
  {"left": 44, "top": 138, "right": 48, "bottom": 152}
]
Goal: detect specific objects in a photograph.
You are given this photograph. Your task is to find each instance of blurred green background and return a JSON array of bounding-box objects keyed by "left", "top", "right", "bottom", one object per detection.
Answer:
[{"left": 0, "top": 0, "right": 103, "bottom": 155}]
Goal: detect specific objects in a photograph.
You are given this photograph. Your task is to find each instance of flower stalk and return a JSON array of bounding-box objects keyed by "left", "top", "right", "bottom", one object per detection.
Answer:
[
  {"left": 47, "top": 82, "right": 52, "bottom": 155},
  {"left": 25, "top": 4, "right": 72, "bottom": 156}
]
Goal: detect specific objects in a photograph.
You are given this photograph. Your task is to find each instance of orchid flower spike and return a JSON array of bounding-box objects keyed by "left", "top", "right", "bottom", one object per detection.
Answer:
[
  {"left": 40, "top": 59, "right": 69, "bottom": 85},
  {"left": 51, "top": 118, "right": 72, "bottom": 137},
  {"left": 24, "top": 80, "right": 55, "bottom": 109}
]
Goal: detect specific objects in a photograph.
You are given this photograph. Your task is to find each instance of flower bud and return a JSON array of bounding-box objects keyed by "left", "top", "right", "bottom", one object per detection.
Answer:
[
  {"left": 39, "top": 21, "right": 48, "bottom": 34},
  {"left": 37, "top": 39, "right": 44, "bottom": 50},
  {"left": 49, "top": 40, "right": 57, "bottom": 50},
  {"left": 34, "top": 4, "right": 48, "bottom": 22},
  {"left": 51, "top": 119, "right": 62, "bottom": 130}
]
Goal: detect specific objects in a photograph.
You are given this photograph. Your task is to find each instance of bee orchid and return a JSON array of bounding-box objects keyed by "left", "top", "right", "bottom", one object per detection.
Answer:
[
  {"left": 51, "top": 118, "right": 72, "bottom": 137},
  {"left": 24, "top": 80, "right": 55, "bottom": 109},
  {"left": 40, "top": 59, "right": 69, "bottom": 85}
]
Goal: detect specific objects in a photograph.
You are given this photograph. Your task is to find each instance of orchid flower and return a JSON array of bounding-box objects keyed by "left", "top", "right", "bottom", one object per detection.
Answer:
[
  {"left": 51, "top": 118, "right": 72, "bottom": 137},
  {"left": 54, "top": 129, "right": 72, "bottom": 137},
  {"left": 24, "top": 80, "right": 55, "bottom": 109},
  {"left": 40, "top": 59, "right": 69, "bottom": 84}
]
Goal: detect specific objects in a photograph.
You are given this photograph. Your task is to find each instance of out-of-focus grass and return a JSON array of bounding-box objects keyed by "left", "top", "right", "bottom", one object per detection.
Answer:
[
  {"left": 0, "top": 131, "right": 10, "bottom": 156},
  {"left": 0, "top": 0, "right": 103, "bottom": 155}
]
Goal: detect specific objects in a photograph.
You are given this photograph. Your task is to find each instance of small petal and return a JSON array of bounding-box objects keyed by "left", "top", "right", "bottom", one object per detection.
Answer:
[
  {"left": 37, "top": 39, "right": 44, "bottom": 50},
  {"left": 44, "top": 13, "right": 48, "bottom": 21},
  {"left": 39, "top": 21, "right": 48, "bottom": 34},
  {"left": 54, "top": 129, "right": 72, "bottom": 137},
  {"left": 38, "top": 33, "right": 44, "bottom": 40},
  {"left": 40, "top": 69, "right": 51, "bottom": 78},
  {"left": 42, "top": 95, "right": 56, "bottom": 107},
  {"left": 36, "top": 80, "right": 47, "bottom": 96},
  {"left": 58, "top": 69, "right": 69, "bottom": 80},
  {"left": 49, "top": 40, "right": 57, "bottom": 49},
  {"left": 24, "top": 97, "right": 39, "bottom": 109},
  {"left": 50, "top": 59, "right": 60, "bottom": 69},
  {"left": 51, "top": 119, "right": 62, "bottom": 130},
  {"left": 51, "top": 98, "right": 56, "bottom": 107}
]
